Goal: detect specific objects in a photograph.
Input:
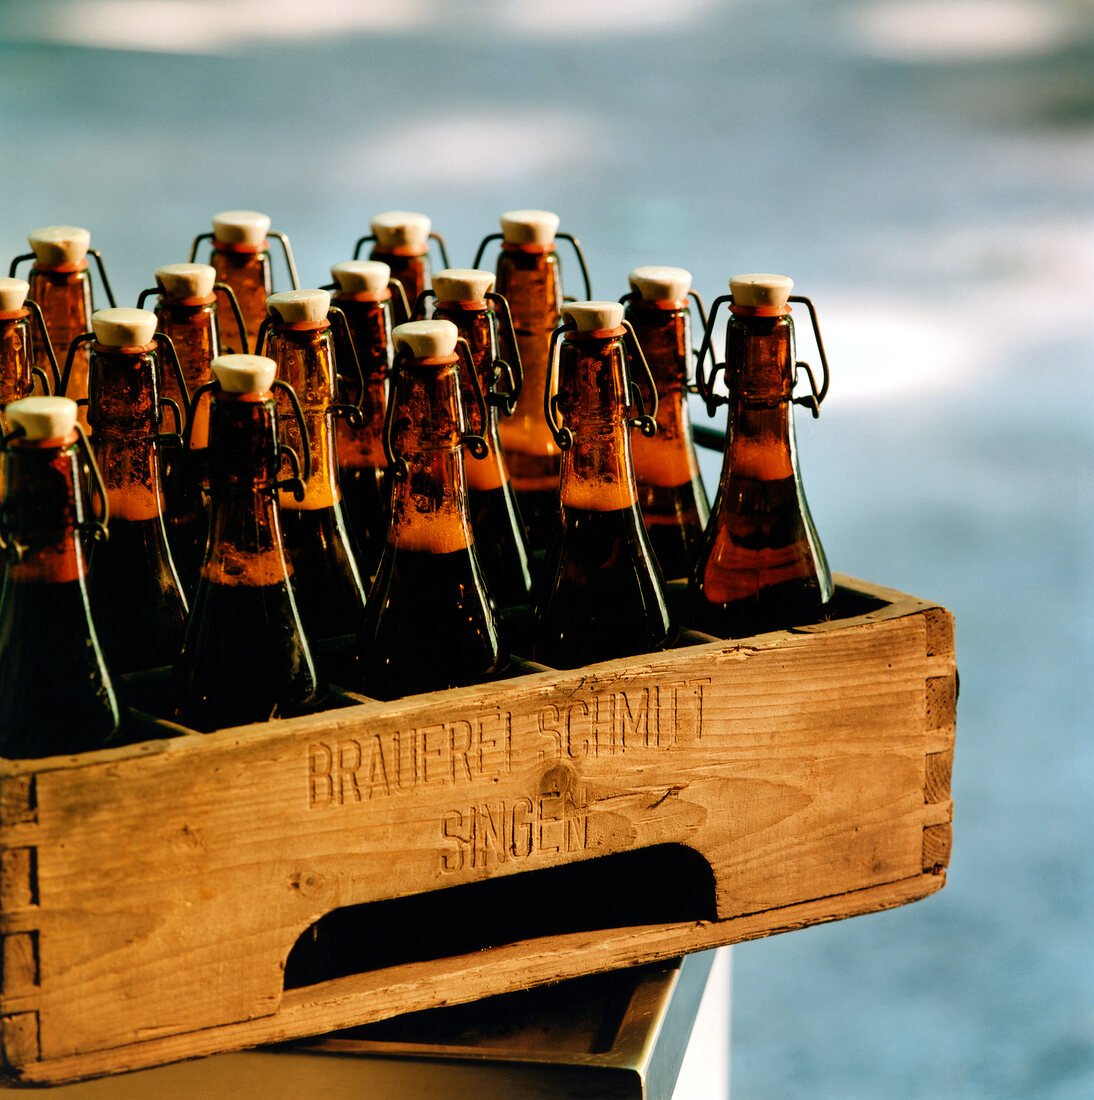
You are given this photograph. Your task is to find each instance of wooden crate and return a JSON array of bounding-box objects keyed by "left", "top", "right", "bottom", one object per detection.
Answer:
[{"left": 0, "top": 575, "right": 956, "bottom": 1086}]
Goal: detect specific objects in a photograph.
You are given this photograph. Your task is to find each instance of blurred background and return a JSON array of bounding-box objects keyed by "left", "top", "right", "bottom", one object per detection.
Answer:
[{"left": 1, "top": 0, "right": 1091, "bottom": 1096}]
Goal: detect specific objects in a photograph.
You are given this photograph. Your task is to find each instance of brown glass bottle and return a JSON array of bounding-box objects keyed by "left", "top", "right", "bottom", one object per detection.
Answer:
[
  {"left": 190, "top": 210, "right": 299, "bottom": 355},
  {"left": 329, "top": 259, "right": 400, "bottom": 578},
  {"left": 354, "top": 320, "right": 505, "bottom": 700},
  {"left": 623, "top": 266, "right": 709, "bottom": 580},
  {"left": 0, "top": 397, "right": 119, "bottom": 757},
  {"left": 688, "top": 274, "right": 832, "bottom": 637},
  {"left": 258, "top": 289, "right": 367, "bottom": 640},
  {"left": 176, "top": 355, "right": 318, "bottom": 731},
  {"left": 532, "top": 302, "right": 672, "bottom": 668},
  {"left": 70, "top": 309, "right": 189, "bottom": 673},
  {"left": 10, "top": 226, "right": 115, "bottom": 429},
  {"left": 429, "top": 268, "right": 532, "bottom": 607},
  {"left": 357, "top": 211, "right": 446, "bottom": 321}
]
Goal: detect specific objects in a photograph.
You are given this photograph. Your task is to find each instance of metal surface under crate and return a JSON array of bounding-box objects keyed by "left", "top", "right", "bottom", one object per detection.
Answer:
[{"left": 0, "top": 574, "right": 956, "bottom": 1086}]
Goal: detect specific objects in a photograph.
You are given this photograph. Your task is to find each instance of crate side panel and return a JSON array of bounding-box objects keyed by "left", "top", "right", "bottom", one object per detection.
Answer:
[{"left": 21, "top": 606, "right": 941, "bottom": 1062}]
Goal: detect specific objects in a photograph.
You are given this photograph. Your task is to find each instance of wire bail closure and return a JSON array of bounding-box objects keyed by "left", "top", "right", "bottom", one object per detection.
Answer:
[{"left": 695, "top": 293, "right": 831, "bottom": 419}]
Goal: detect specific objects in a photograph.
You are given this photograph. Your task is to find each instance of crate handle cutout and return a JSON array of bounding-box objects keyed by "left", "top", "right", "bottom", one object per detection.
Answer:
[{"left": 283, "top": 844, "right": 718, "bottom": 989}]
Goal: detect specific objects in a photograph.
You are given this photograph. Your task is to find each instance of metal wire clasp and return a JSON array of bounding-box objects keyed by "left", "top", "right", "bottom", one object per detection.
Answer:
[{"left": 695, "top": 293, "right": 831, "bottom": 419}]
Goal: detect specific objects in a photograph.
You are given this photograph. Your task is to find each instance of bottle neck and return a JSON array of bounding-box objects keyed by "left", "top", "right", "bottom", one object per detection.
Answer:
[
  {"left": 369, "top": 247, "right": 427, "bottom": 304},
  {"left": 556, "top": 332, "right": 638, "bottom": 511},
  {"left": 626, "top": 301, "right": 701, "bottom": 489},
  {"left": 388, "top": 356, "right": 474, "bottom": 552},
  {"left": 334, "top": 296, "right": 392, "bottom": 467},
  {"left": 88, "top": 346, "right": 168, "bottom": 521},
  {"left": 202, "top": 392, "right": 289, "bottom": 586},
  {"left": 0, "top": 435, "right": 88, "bottom": 583},
  {"left": 433, "top": 303, "right": 509, "bottom": 492},
  {"left": 265, "top": 324, "right": 341, "bottom": 510},
  {"left": 719, "top": 314, "right": 798, "bottom": 484},
  {"left": 495, "top": 251, "right": 563, "bottom": 455}
]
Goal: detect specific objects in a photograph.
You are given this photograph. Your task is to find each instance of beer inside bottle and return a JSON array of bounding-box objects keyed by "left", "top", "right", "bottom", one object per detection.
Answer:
[
  {"left": 492, "top": 210, "right": 565, "bottom": 549},
  {"left": 0, "top": 396, "right": 120, "bottom": 757},
  {"left": 355, "top": 319, "right": 505, "bottom": 700},
  {"left": 330, "top": 259, "right": 395, "bottom": 578},
  {"left": 367, "top": 211, "right": 432, "bottom": 321},
  {"left": 688, "top": 273, "right": 832, "bottom": 637},
  {"left": 261, "top": 289, "right": 367, "bottom": 641},
  {"left": 431, "top": 268, "right": 532, "bottom": 607},
  {"left": 625, "top": 265, "right": 709, "bottom": 580},
  {"left": 532, "top": 301, "right": 672, "bottom": 668},
  {"left": 25, "top": 226, "right": 95, "bottom": 427},
  {"left": 176, "top": 355, "right": 317, "bottom": 731},
  {"left": 206, "top": 210, "right": 272, "bottom": 354},
  {"left": 83, "top": 309, "right": 189, "bottom": 674}
]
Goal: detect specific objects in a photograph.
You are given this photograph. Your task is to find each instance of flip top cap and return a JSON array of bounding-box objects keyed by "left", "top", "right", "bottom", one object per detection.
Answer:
[
  {"left": 28, "top": 226, "right": 91, "bottom": 267},
  {"left": 565, "top": 300, "right": 624, "bottom": 332},
  {"left": 212, "top": 210, "right": 270, "bottom": 246},
  {"left": 5, "top": 396, "right": 78, "bottom": 441},
  {"left": 393, "top": 319, "right": 458, "bottom": 359},
  {"left": 500, "top": 209, "right": 559, "bottom": 246},
  {"left": 431, "top": 268, "right": 495, "bottom": 302},
  {"left": 155, "top": 262, "right": 216, "bottom": 300},
  {"left": 92, "top": 308, "right": 158, "bottom": 347},
  {"left": 212, "top": 353, "right": 276, "bottom": 394},
  {"left": 0, "top": 278, "right": 30, "bottom": 312},
  {"left": 730, "top": 273, "right": 794, "bottom": 309},
  {"left": 266, "top": 289, "right": 330, "bottom": 324},
  {"left": 629, "top": 265, "right": 692, "bottom": 302},
  {"left": 371, "top": 211, "right": 430, "bottom": 248},
  {"left": 331, "top": 260, "right": 391, "bottom": 295}
]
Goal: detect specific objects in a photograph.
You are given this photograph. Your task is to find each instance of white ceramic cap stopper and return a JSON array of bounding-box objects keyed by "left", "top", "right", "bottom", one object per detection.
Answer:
[
  {"left": 266, "top": 288, "right": 330, "bottom": 324},
  {"left": 730, "top": 273, "right": 794, "bottom": 309},
  {"left": 393, "top": 319, "right": 458, "bottom": 359},
  {"left": 212, "top": 353, "right": 276, "bottom": 394},
  {"left": 212, "top": 210, "right": 271, "bottom": 246},
  {"left": 629, "top": 265, "right": 692, "bottom": 302},
  {"left": 28, "top": 226, "right": 91, "bottom": 267},
  {"left": 565, "top": 300, "right": 625, "bottom": 332},
  {"left": 92, "top": 308, "right": 158, "bottom": 347},
  {"left": 155, "top": 262, "right": 216, "bottom": 300},
  {"left": 331, "top": 260, "right": 391, "bottom": 295},
  {"left": 5, "top": 396, "right": 78, "bottom": 441},
  {"left": 431, "top": 268, "right": 495, "bottom": 302},
  {"left": 500, "top": 209, "right": 560, "bottom": 246},
  {"left": 0, "top": 278, "right": 29, "bottom": 312},
  {"left": 371, "top": 211, "right": 430, "bottom": 248}
]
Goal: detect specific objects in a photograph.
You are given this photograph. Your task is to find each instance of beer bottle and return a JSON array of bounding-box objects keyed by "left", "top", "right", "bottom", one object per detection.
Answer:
[
  {"left": 354, "top": 211, "right": 447, "bottom": 320},
  {"left": 176, "top": 354, "right": 318, "bottom": 731},
  {"left": 623, "top": 265, "right": 709, "bottom": 580},
  {"left": 354, "top": 319, "right": 506, "bottom": 700},
  {"left": 472, "top": 210, "right": 592, "bottom": 550},
  {"left": 257, "top": 289, "right": 367, "bottom": 640},
  {"left": 425, "top": 268, "right": 531, "bottom": 607},
  {"left": 533, "top": 301, "right": 673, "bottom": 668},
  {"left": 0, "top": 396, "right": 120, "bottom": 757},
  {"left": 9, "top": 226, "right": 116, "bottom": 427},
  {"left": 65, "top": 308, "right": 190, "bottom": 673},
  {"left": 328, "top": 259, "right": 404, "bottom": 577},
  {"left": 190, "top": 210, "right": 299, "bottom": 355},
  {"left": 136, "top": 263, "right": 248, "bottom": 593},
  {"left": 688, "top": 274, "right": 832, "bottom": 637}
]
